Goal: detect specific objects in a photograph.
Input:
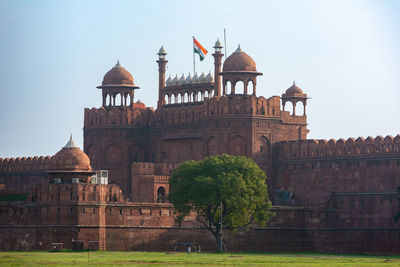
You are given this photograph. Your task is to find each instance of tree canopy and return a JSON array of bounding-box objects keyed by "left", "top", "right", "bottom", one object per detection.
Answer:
[{"left": 168, "top": 154, "right": 273, "bottom": 252}]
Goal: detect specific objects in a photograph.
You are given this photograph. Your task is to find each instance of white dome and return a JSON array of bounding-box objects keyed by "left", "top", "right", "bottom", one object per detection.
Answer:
[
  {"left": 185, "top": 73, "right": 192, "bottom": 84},
  {"left": 199, "top": 72, "right": 206, "bottom": 83},
  {"left": 166, "top": 75, "right": 172, "bottom": 86},
  {"left": 206, "top": 71, "right": 214, "bottom": 82},
  {"left": 192, "top": 72, "right": 199, "bottom": 84},
  {"left": 172, "top": 74, "right": 179, "bottom": 85},
  {"left": 179, "top": 73, "right": 185, "bottom": 85}
]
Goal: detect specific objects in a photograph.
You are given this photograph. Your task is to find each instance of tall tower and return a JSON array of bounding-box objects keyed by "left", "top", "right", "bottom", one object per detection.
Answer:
[
  {"left": 212, "top": 39, "right": 224, "bottom": 96},
  {"left": 96, "top": 61, "right": 139, "bottom": 108},
  {"left": 157, "top": 46, "right": 168, "bottom": 107}
]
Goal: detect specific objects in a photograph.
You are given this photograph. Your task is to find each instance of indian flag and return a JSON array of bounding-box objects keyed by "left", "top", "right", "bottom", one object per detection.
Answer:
[{"left": 193, "top": 37, "right": 208, "bottom": 61}]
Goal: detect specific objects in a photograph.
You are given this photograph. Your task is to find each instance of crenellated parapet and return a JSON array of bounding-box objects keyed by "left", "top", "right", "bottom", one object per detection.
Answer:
[
  {"left": 275, "top": 135, "right": 400, "bottom": 160},
  {"left": 156, "top": 95, "right": 283, "bottom": 126},
  {"left": 131, "top": 162, "right": 177, "bottom": 176},
  {"left": 84, "top": 106, "right": 154, "bottom": 127},
  {"left": 0, "top": 156, "right": 52, "bottom": 173}
]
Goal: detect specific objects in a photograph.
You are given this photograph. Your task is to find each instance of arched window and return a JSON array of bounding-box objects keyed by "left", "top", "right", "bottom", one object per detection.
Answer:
[
  {"left": 248, "top": 80, "right": 254, "bottom": 95},
  {"left": 225, "top": 81, "right": 231, "bottom": 95},
  {"left": 236, "top": 81, "right": 244, "bottom": 94},
  {"left": 197, "top": 91, "right": 202, "bottom": 102},
  {"left": 204, "top": 91, "right": 209, "bottom": 98},
  {"left": 164, "top": 94, "right": 169, "bottom": 104},
  {"left": 157, "top": 187, "right": 166, "bottom": 203}
]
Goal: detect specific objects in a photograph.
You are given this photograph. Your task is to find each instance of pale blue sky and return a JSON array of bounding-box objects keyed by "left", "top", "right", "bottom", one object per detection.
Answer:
[{"left": 0, "top": 0, "right": 399, "bottom": 157}]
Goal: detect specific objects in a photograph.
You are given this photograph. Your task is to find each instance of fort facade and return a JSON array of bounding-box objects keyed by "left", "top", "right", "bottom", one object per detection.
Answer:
[{"left": 0, "top": 40, "right": 399, "bottom": 253}]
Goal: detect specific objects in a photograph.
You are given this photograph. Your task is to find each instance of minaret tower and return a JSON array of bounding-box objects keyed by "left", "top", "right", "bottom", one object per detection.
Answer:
[
  {"left": 212, "top": 39, "right": 224, "bottom": 96},
  {"left": 157, "top": 46, "right": 168, "bottom": 107}
]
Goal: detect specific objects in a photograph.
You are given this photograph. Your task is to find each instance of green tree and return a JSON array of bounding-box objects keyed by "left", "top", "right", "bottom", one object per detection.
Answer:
[{"left": 168, "top": 154, "right": 273, "bottom": 252}]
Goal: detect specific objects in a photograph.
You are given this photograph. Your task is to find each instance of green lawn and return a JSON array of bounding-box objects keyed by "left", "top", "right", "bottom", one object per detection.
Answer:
[{"left": 0, "top": 251, "right": 399, "bottom": 266}]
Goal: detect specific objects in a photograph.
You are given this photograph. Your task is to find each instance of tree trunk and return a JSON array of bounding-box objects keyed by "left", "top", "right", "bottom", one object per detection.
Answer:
[{"left": 214, "top": 227, "right": 225, "bottom": 252}]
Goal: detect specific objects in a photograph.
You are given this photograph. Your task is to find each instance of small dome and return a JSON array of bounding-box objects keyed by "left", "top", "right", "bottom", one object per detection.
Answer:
[
  {"left": 192, "top": 72, "right": 199, "bottom": 83},
  {"left": 166, "top": 75, "right": 172, "bottom": 86},
  {"left": 214, "top": 39, "right": 223, "bottom": 48},
  {"left": 102, "top": 61, "right": 134, "bottom": 86},
  {"left": 185, "top": 73, "right": 192, "bottom": 84},
  {"left": 285, "top": 81, "right": 304, "bottom": 95},
  {"left": 223, "top": 45, "right": 257, "bottom": 72},
  {"left": 51, "top": 136, "right": 92, "bottom": 172},
  {"left": 199, "top": 72, "right": 206, "bottom": 83},
  {"left": 206, "top": 71, "right": 214, "bottom": 82},
  {"left": 172, "top": 74, "right": 179, "bottom": 85},
  {"left": 158, "top": 46, "right": 166, "bottom": 55},
  {"left": 179, "top": 73, "right": 185, "bottom": 84}
]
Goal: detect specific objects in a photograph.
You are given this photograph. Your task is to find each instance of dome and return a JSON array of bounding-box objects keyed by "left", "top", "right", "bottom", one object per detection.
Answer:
[
  {"left": 199, "top": 72, "right": 206, "bottom": 83},
  {"left": 285, "top": 82, "right": 304, "bottom": 96},
  {"left": 102, "top": 61, "right": 135, "bottom": 86},
  {"left": 185, "top": 73, "right": 192, "bottom": 84},
  {"left": 223, "top": 45, "right": 257, "bottom": 72},
  {"left": 51, "top": 135, "right": 92, "bottom": 172},
  {"left": 166, "top": 75, "right": 172, "bottom": 86},
  {"left": 192, "top": 73, "right": 199, "bottom": 83},
  {"left": 282, "top": 81, "right": 307, "bottom": 98}
]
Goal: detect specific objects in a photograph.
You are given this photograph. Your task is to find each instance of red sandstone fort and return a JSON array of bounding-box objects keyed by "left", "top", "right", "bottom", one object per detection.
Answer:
[{"left": 0, "top": 41, "right": 399, "bottom": 253}]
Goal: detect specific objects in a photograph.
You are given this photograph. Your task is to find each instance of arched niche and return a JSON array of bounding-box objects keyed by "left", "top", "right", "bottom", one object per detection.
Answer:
[
  {"left": 105, "top": 144, "right": 122, "bottom": 164},
  {"left": 228, "top": 135, "right": 246, "bottom": 156},
  {"left": 207, "top": 136, "right": 218, "bottom": 156},
  {"left": 255, "top": 136, "right": 270, "bottom": 159},
  {"left": 157, "top": 187, "right": 166, "bottom": 203}
]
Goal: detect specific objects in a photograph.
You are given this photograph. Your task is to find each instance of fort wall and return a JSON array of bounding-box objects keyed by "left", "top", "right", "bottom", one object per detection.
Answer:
[{"left": 273, "top": 135, "right": 400, "bottom": 207}]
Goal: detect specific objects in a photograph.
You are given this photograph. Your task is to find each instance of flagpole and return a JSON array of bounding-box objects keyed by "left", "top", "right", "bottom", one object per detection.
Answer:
[
  {"left": 224, "top": 29, "right": 227, "bottom": 60},
  {"left": 192, "top": 36, "right": 196, "bottom": 74}
]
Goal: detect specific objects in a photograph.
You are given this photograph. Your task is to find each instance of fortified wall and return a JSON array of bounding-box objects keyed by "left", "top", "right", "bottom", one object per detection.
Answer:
[
  {"left": 273, "top": 135, "right": 400, "bottom": 207},
  {"left": 0, "top": 156, "right": 51, "bottom": 193}
]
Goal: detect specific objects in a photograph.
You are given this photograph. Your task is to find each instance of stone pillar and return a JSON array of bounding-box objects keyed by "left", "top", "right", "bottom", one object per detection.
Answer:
[
  {"left": 157, "top": 58, "right": 167, "bottom": 108},
  {"left": 212, "top": 52, "right": 224, "bottom": 96},
  {"left": 102, "top": 93, "right": 106, "bottom": 107},
  {"left": 292, "top": 100, "right": 296, "bottom": 116}
]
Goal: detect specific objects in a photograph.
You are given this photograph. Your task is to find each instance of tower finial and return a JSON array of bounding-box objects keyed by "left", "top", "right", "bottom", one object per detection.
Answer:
[
  {"left": 115, "top": 60, "right": 121, "bottom": 68},
  {"left": 235, "top": 44, "right": 242, "bottom": 52},
  {"left": 293, "top": 81, "right": 296, "bottom": 85},
  {"left": 70, "top": 134, "right": 72, "bottom": 141}
]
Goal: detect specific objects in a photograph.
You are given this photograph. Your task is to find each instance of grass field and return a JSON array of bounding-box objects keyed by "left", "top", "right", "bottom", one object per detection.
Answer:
[{"left": 0, "top": 251, "right": 399, "bottom": 266}]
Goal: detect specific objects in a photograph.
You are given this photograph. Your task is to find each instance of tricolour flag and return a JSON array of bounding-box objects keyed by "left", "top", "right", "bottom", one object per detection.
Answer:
[{"left": 193, "top": 37, "right": 208, "bottom": 61}]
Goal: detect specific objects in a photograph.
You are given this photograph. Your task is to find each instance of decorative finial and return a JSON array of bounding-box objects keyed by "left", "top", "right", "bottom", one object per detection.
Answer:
[
  {"left": 235, "top": 44, "right": 242, "bottom": 53},
  {"left": 64, "top": 134, "right": 78, "bottom": 149},
  {"left": 293, "top": 81, "right": 296, "bottom": 85},
  {"left": 115, "top": 60, "right": 121, "bottom": 68}
]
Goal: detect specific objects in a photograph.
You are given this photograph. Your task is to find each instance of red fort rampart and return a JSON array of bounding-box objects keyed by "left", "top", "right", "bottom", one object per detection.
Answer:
[{"left": 0, "top": 41, "right": 399, "bottom": 253}]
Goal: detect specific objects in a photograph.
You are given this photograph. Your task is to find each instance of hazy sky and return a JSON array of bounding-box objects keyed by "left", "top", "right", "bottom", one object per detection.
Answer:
[{"left": 0, "top": 0, "right": 399, "bottom": 158}]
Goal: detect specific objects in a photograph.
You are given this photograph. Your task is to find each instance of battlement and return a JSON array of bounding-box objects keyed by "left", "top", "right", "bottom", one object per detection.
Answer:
[
  {"left": 157, "top": 95, "right": 283, "bottom": 126},
  {"left": 0, "top": 156, "right": 52, "bottom": 173},
  {"left": 275, "top": 135, "right": 400, "bottom": 160},
  {"left": 27, "top": 183, "right": 125, "bottom": 203},
  {"left": 131, "top": 162, "right": 177, "bottom": 176},
  {"left": 84, "top": 106, "right": 154, "bottom": 127}
]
